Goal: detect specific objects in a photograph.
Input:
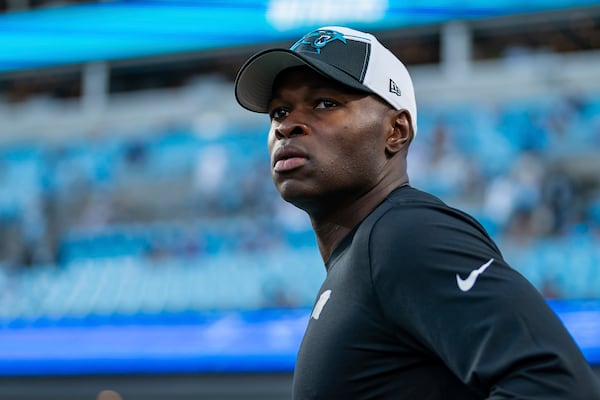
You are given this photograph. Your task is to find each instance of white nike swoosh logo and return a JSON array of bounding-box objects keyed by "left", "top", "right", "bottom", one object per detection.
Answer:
[
  {"left": 456, "top": 258, "right": 494, "bottom": 292},
  {"left": 311, "top": 290, "right": 332, "bottom": 320}
]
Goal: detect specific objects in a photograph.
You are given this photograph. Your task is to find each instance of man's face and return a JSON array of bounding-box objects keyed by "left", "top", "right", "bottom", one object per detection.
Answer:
[{"left": 267, "top": 66, "right": 394, "bottom": 213}]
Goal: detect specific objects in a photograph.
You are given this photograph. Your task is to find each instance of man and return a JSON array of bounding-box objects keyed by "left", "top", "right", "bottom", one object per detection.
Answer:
[{"left": 234, "top": 26, "right": 600, "bottom": 399}]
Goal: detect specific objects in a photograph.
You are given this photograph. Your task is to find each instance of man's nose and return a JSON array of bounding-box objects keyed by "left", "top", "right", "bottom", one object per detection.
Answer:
[{"left": 273, "top": 115, "right": 309, "bottom": 139}]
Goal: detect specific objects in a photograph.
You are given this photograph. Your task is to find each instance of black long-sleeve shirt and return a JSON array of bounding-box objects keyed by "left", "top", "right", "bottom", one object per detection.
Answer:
[{"left": 293, "top": 186, "right": 600, "bottom": 399}]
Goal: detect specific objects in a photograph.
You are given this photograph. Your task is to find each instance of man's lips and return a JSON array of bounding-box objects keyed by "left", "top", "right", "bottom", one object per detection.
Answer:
[
  {"left": 272, "top": 147, "right": 309, "bottom": 172},
  {"left": 274, "top": 156, "right": 307, "bottom": 172}
]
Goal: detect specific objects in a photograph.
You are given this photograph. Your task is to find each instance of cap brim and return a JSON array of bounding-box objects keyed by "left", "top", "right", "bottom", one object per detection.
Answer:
[{"left": 234, "top": 48, "right": 371, "bottom": 113}]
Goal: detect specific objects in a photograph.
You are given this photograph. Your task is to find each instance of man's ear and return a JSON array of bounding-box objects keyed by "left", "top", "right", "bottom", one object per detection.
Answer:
[{"left": 385, "top": 110, "right": 413, "bottom": 156}]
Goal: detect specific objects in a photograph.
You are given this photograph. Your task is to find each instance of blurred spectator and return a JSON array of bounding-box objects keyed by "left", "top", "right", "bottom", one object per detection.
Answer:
[
  {"left": 483, "top": 152, "right": 544, "bottom": 235},
  {"left": 541, "top": 171, "right": 576, "bottom": 236},
  {"left": 193, "top": 144, "right": 228, "bottom": 215}
]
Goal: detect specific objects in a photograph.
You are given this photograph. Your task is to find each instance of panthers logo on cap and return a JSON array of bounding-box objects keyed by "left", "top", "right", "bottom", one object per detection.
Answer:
[{"left": 291, "top": 29, "right": 346, "bottom": 54}]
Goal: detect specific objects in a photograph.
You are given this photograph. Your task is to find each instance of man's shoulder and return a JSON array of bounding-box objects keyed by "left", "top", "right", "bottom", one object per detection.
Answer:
[
  {"left": 387, "top": 185, "right": 448, "bottom": 208},
  {"left": 367, "top": 185, "right": 453, "bottom": 228},
  {"left": 360, "top": 185, "right": 492, "bottom": 245}
]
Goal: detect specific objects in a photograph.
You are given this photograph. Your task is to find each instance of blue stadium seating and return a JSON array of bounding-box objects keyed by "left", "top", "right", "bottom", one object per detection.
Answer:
[{"left": 0, "top": 90, "right": 598, "bottom": 322}]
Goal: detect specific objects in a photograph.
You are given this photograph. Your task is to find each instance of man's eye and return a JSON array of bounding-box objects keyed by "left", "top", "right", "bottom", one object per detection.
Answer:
[
  {"left": 270, "top": 108, "right": 289, "bottom": 119},
  {"left": 315, "top": 99, "right": 338, "bottom": 109}
]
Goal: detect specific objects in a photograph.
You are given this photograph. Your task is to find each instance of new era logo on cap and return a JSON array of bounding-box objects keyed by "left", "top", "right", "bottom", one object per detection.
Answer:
[
  {"left": 389, "top": 79, "right": 401, "bottom": 96},
  {"left": 234, "top": 26, "right": 418, "bottom": 135}
]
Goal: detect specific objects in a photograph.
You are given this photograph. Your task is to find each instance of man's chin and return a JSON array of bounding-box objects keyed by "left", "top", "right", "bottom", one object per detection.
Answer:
[
  {"left": 277, "top": 187, "right": 310, "bottom": 210},
  {"left": 279, "top": 192, "right": 328, "bottom": 216}
]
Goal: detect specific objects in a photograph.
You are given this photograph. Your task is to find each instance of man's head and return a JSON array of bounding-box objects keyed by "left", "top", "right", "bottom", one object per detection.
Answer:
[
  {"left": 235, "top": 26, "right": 417, "bottom": 136},
  {"left": 234, "top": 27, "right": 416, "bottom": 214}
]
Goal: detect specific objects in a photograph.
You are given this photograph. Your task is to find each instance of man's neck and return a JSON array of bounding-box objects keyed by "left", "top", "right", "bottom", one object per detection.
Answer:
[{"left": 310, "top": 179, "right": 408, "bottom": 262}]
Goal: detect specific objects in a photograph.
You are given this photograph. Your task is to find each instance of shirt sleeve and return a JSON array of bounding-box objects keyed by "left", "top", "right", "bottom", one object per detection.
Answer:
[{"left": 369, "top": 205, "right": 600, "bottom": 399}]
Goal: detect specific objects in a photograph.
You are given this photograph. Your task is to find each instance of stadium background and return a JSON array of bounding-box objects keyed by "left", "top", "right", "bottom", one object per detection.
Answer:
[{"left": 0, "top": 0, "right": 599, "bottom": 398}]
